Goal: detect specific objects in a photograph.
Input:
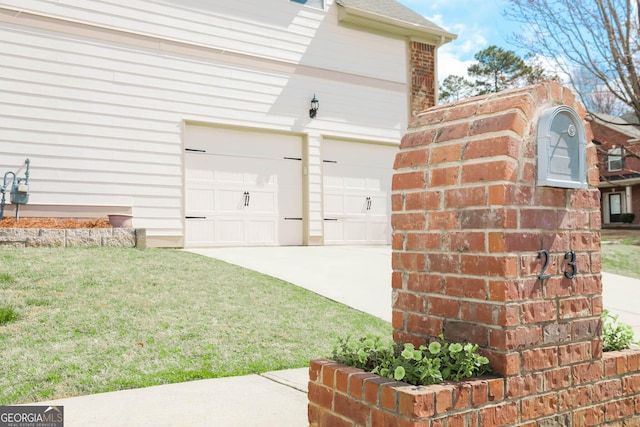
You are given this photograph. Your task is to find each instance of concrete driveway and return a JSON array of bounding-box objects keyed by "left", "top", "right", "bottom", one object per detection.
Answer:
[{"left": 187, "top": 246, "right": 640, "bottom": 338}]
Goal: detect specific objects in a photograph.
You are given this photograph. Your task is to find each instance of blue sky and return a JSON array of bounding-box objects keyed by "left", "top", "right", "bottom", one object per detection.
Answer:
[{"left": 396, "top": 0, "right": 525, "bottom": 81}]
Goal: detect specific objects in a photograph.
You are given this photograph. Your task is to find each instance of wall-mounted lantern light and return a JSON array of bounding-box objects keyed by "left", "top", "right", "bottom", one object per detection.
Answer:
[{"left": 309, "top": 94, "right": 319, "bottom": 119}]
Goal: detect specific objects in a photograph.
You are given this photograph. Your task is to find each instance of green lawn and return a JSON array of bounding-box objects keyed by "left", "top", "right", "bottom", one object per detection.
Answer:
[
  {"left": 601, "top": 229, "right": 640, "bottom": 279},
  {"left": 0, "top": 248, "right": 391, "bottom": 404}
]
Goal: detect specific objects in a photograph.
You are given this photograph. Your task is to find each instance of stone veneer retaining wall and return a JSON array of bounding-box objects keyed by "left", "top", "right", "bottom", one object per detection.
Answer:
[{"left": 0, "top": 228, "right": 145, "bottom": 248}]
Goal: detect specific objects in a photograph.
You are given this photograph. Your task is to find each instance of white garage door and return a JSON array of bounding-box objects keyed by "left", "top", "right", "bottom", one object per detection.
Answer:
[
  {"left": 322, "top": 139, "right": 395, "bottom": 245},
  {"left": 184, "top": 126, "right": 303, "bottom": 247}
]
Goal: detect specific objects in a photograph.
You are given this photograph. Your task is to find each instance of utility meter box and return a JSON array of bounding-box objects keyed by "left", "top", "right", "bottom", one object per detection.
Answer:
[
  {"left": 536, "top": 105, "right": 588, "bottom": 189},
  {"left": 10, "top": 180, "right": 29, "bottom": 204}
]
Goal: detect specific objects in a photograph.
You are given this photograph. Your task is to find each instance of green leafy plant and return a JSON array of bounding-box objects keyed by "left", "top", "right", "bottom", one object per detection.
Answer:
[
  {"left": 332, "top": 334, "right": 491, "bottom": 386},
  {"left": 0, "top": 304, "right": 18, "bottom": 326},
  {"left": 620, "top": 213, "right": 635, "bottom": 224},
  {"left": 602, "top": 309, "right": 638, "bottom": 351}
]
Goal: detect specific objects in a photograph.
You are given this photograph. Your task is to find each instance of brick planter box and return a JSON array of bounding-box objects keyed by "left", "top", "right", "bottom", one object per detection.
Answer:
[{"left": 309, "top": 352, "right": 640, "bottom": 427}]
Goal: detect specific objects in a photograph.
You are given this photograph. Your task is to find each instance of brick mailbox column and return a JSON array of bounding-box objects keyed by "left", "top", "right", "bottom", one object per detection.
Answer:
[{"left": 391, "top": 82, "right": 602, "bottom": 377}]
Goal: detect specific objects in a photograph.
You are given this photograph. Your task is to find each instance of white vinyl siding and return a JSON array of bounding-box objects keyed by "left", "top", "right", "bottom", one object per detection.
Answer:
[{"left": 0, "top": 0, "right": 409, "bottom": 245}]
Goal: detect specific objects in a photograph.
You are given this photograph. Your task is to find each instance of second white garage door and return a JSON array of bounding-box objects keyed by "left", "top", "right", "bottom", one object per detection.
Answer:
[
  {"left": 322, "top": 139, "right": 396, "bottom": 245},
  {"left": 184, "top": 126, "right": 303, "bottom": 247}
]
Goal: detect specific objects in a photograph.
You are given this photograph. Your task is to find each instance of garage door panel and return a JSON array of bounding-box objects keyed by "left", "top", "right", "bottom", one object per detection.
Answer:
[
  {"left": 323, "top": 139, "right": 395, "bottom": 245},
  {"left": 185, "top": 126, "right": 302, "bottom": 247},
  {"left": 185, "top": 219, "right": 216, "bottom": 246}
]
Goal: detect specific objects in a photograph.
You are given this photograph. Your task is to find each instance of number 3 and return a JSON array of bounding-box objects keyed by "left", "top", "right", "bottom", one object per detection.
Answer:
[{"left": 564, "top": 250, "right": 577, "bottom": 279}]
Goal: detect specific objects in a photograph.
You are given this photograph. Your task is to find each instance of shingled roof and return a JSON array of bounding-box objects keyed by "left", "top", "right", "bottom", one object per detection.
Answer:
[{"left": 335, "top": 0, "right": 455, "bottom": 44}]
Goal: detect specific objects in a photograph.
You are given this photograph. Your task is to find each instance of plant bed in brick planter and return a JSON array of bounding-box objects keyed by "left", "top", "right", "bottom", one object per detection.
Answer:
[{"left": 309, "top": 349, "right": 640, "bottom": 427}]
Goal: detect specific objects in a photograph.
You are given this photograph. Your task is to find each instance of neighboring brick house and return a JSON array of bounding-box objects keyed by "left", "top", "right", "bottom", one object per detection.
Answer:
[
  {"left": 0, "top": 0, "right": 455, "bottom": 247},
  {"left": 589, "top": 114, "right": 640, "bottom": 225}
]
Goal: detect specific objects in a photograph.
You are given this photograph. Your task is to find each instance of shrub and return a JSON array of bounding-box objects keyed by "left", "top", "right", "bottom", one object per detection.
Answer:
[
  {"left": 621, "top": 213, "right": 635, "bottom": 224},
  {"left": 332, "top": 334, "right": 491, "bottom": 386},
  {"left": 602, "top": 309, "right": 638, "bottom": 351},
  {"left": 0, "top": 305, "right": 18, "bottom": 326}
]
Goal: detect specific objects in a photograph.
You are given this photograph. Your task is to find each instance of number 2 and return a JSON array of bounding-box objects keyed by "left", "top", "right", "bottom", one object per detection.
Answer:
[{"left": 538, "top": 250, "right": 551, "bottom": 280}]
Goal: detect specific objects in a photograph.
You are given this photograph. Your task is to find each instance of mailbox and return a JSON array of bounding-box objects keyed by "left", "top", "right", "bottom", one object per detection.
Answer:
[{"left": 536, "top": 105, "right": 588, "bottom": 189}]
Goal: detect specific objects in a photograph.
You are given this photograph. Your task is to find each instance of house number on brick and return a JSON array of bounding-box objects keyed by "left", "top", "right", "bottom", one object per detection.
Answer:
[{"left": 537, "top": 249, "right": 577, "bottom": 280}]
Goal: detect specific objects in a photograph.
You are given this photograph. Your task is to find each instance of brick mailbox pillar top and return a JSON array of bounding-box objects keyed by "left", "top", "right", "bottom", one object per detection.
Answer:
[{"left": 391, "top": 82, "right": 602, "bottom": 377}]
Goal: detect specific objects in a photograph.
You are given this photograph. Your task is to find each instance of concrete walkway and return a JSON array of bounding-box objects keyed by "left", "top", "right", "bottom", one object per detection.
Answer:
[{"left": 18, "top": 246, "right": 640, "bottom": 427}]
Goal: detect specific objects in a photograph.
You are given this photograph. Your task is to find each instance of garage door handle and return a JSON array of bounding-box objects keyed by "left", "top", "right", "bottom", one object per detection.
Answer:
[
  {"left": 324, "top": 218, "right": 338, "bottom": 221},
  {"left": 186, "top": 216, "right": 207, "bottom": 219},
  {"left": 243, "top": 191, "right": 250, "bottom": 207},
  {"left": 366, "top": 197, "right": 372, "bottom": 210}
]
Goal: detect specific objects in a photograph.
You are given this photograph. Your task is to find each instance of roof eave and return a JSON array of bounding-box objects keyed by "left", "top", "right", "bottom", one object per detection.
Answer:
[{"left": 337, "top": 4, "right": 457, "bottom": 46}]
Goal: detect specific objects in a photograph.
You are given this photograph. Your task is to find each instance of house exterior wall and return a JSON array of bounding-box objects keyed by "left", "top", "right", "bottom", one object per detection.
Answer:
[
  {"left": 590, "top": 120, "right": 640, "bottom": 225},
  {"left": 0, "top": 0, "right": 418, "bottom": 246}
]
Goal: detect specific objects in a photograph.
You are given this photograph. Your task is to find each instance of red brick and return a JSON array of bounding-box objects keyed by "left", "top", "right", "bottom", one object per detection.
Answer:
[
  {"left": 460, "top": 301, "right": 495, "bottom": 325},
  {"left": 463, "top": 135, "right": 521, "bottom": 161},
  {"left": 392, "top": 252, "right": 426, "bottom": 271},
  {"left": 319, "top": 411, "right": 351, "bottom": 427},
  {"left": 393, "top": 291, "right": 426, "bottom": 313},
  {"left": 521, "top": 392, "right": 557, "bottom": 420},
  {"left": 559, "top": 385, "right": 592, "bottom": 410},
  {"left": 478, "top": 401, "right": 519, "bottom": 426},
  {"left": 394, "top": 149, "right": 428, "bottom": 169},
  {"left": 604, "top": 397, "right": 636, "bottom": 421},
  {"left": 506, "top": 373, "right": 543, "bottom": 398},
  {"left": 364, "top": 376, "right": 393, "bottom": 405},
  {"left": 445, "top": 276, "right": 487, "bottom": 299},
  {"left": 336, "top": 366, "right": 363, "bottom": 394},
  {"left": 521, "top": 300, "right": 557, "bottom": 324},
  {"left": 429, "top": 142, "right": 463, "bottom": 163},
  {"left": 457, "top": 207, "right": 517, "bottom": 229},
  {"left": 445, "top": 320, "right": 488, "bottom": 346},
  {"left": 544, "top": 366, "right": 571, "bottom": 390},
  {"left": 489, "top": 326, "right": 542, "bottom": 351},
  {"left": 406, "top": 232, "right": 442, "bottom": 250},
  {"left": 521, "top": 347, "right": 558, "bottom": 371},
  {"left": 392, "top": 271, "right": 403, "bottom": 289},
  {"left": 593, "top": 379, "right": 622, "bottom": 402},
  {"left": 445, "top": 231, "right": 485, "bottom": 252},
  {"left": 391, "top": 213, "right": 426, "bottom": 231},
  {"left": 488, "top": 278, "right": 542, "bottom": 302},
  {"left": 392, "top": 310, "right": 404, "bottom": 329},
  {"left": 393, "top": 171, "right": 426, "bottom": 190},
  {"left": 573, "top": 405, "right": 604, "bottom": 427},
  {"left": 520, "top": 208, "right": 558, "bottom": 229},
  {"left": 429, "top": 165, "right": 459, "bottom": 187},
  {"left": 539, "top": 187, "right": 567, "bottom": 207},
  {"left": 461, "top": 160, "right": 518, "bottom": 183},
  {"left": 434, "top": 123, "right": 470, "bottom": 143},
  {"left": 309, "top": 382, "right": 333, "bottom": 408},
  {"left": 572, "top": 318, "right": 601, "bottom": 340},
  {"left": 471, "top": 379, "right": 488, "bottom": 405},
  {"left": 559, "top": 297, "right": 592, "bottom": 319},
  {"left": 407, "top": 273, "right": 443, "bottom": 293},
  {"left": 400, "top": 128, "right": 436, "bottom": 149},
  {"left": 433, "top": 384, "right": 455, "bottom": 414},
  {"left": 427, "top": 210, "right": 457, "bottom": 230},
  {"left": 407, "top": 313, "right": 442, "bottom": 337},
  {"left": 559, "top": 342, "right": 593, "bottom": 365},
  {"left": 452, "top": 383, "right": 472, "bottom": 410},
  {"left": 349, "top": 372, "right": 377, "bottom": 400},
  {"left": 572, "top": 361, "right": 603, "bottom": 384},
  {"left": 397, "top": 386, "right": 436, "bottom": 418},
  {"left": 333, "top": 392, "right": 370, "bottom": 426},
  {"left": 460, "top": 254, "right": 518, "bottom": 278},
  {"left": 310, "top": 359, "right": 334, "bottom": 382},
  {"left": 322, "top": 363, "right": 341, "bottom": 388},
  {"left": 405, "top": 190, "right": 441, "bottom": 210},
  {"left": 444, "top": 186, "right": 486, "bottom": 208},
  {"left": 426, "top": 253, "right": 460, "bottom": 274},
  {"left": 427, "top": 295, "right": 460, "bottom": 318},
  {"left": 469, "top": 111, "right": 528, "bottom": 137},
  {"left": 380, "top": 382, "right": 405, "bottom": 411}
]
